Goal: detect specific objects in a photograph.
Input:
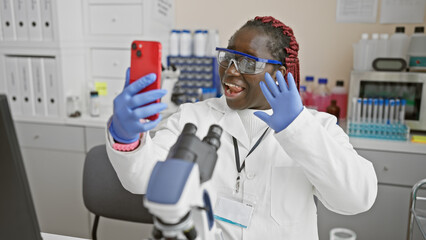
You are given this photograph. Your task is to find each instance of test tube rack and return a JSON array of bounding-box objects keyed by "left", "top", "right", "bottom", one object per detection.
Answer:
[
  {"left": 167, "top": 56, "right": 221, "bottom": 104},
  {"left": 347, "top": 121, "right": 410, "bottom": 141}
]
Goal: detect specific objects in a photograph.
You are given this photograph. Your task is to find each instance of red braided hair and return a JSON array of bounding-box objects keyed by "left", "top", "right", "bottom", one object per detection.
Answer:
[{"left": 253, "top": 16, "right": 300, "bottom": 91}]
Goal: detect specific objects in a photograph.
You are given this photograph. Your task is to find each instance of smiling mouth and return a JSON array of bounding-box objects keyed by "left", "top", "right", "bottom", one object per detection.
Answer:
[{"left": 224, "top": 82, "right": 245, "bottom": 96}]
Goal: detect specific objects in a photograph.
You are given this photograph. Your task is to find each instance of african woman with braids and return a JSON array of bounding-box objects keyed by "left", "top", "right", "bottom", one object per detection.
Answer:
[{"left": 106, "top": 16, "right": 377, "bottom": 239}]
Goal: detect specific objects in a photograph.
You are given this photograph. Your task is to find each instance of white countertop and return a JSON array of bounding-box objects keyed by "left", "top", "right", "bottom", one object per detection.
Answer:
[
  {"left": 41, "top": 232, "right": 90, "bottom": 240},
  {"left": 349, "top": 136, "right": 426, "bottom": 155}
]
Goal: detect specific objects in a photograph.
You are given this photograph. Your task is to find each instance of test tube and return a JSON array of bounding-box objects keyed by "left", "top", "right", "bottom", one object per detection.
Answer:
[
  {"left": 389, "top": 99, "right": 395, "bottom": 125},
  {"left": 378, "top": 98, "right": 384, "bottom": 124},
  {"left": 384, "top": 99, "right": 389, "bottom": 124},
  {"left": 400, "top": 99, "right": 406, "bottom": 124},
  {"left": 351, "top": 97, "right": 357, "bottom": 123},
  {"left": 362, "top": 98, "right": 368, "bottom": 123},
  {"left": 372, "top": 98, "right": 378, "bottom": 123},
  {"left": 356, "top": 98, "right": 362, "bottom": 123},
  {"left": 367, "top": 98, "right": 373, "bottom": 123},
  {"left": 395, "top": 99, "right": 400, "bottom": 123}
]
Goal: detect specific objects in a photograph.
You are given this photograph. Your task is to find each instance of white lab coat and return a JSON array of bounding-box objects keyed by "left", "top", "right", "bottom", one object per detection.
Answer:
[{"left": 106, "top": 96, "right": 378, "bottom": 240}]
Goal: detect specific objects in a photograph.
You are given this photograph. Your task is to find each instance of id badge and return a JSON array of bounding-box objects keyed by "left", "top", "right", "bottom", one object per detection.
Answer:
[{"left": 213, "top": 196, "right": 254, "bottom": 229}]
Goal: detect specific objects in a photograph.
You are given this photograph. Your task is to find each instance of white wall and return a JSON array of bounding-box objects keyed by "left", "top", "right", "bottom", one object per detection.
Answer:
[{"left": 174, "top": 0, "right": 426, "bottom": 90}]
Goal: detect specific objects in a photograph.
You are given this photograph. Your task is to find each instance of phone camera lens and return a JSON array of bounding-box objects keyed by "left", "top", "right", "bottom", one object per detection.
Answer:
[
  {"left": 132, "top": 43, "right": 137, "bottom": 50},
  {"left": 136, "top": 50, "right": 142, "bottom": 57}
]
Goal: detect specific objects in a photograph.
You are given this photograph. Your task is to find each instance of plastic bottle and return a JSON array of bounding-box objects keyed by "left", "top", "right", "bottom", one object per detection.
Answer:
[
  {"left": 299, "top": 85, "right": 307, "bottom": 105},
  {"left": 353, "top": 33, "right": 369, "bottom": 71},
  {"left": 169, "top": 29, "right": 180, "bottom": 56},
  {"left": 330, "top": 80, "right": 348, "bottom": 120},
  {"left": 408, "top": 26, "right": 426, "bottom": 69},
  {"left": 367, "top": 33, "right": 379, "bottom": 69},
  {"left": 389, "top": 26, "right": 410, "bottom": 61},
  {"left": 326, "top": 100, "right": 341, "bottom": 123},
  {"left": 179, "top": 29, "right": 192, "bottom": 57},
  {"left": 312, "top": 78, "right": 331, "bottom": 112},
  {"left": 194, "top": 29, "right": 207, "bottom": 57},
  {"left": 304, "top": 76, "right": 315, "bottom": 108},
  {"left": 89, "top": 91, "right": 100, "bottom": 117},
  {"left": 205, "top": 29, "right": 220, "bottom": 57},
  {"left": 377, "top": 33, "right": 390, "bottom": 58}
]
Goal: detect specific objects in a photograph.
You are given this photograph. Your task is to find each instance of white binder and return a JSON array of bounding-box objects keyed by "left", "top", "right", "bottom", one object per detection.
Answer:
[
  {"left": 27, "top": 0, "right": 42, "bottom": 41},
  {"left": 31, "top": 57, "right": 47, "bottom": 116},
  {"left": 5, "top": 57, "right": 22, "bottom": 115},
  {"left": 17, "top": 57, "right": 34, "bottom": 116},
  {"left": 43, "top": 57, "right": 59, "bottom": 117},
  {"left": 13, "top": 0, "right": 29, "bottom": 40},
  {"left": 40, "top": 0, "right": 53, "bottom": 41},
  {"left": 0, "top": 0, "right": 16, "bottom": 40}
]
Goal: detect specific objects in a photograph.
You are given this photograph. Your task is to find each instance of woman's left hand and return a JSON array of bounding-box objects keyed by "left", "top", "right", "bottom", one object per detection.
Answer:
[{"left": 254, "top": 71, "right": 303, "bottom": 132}]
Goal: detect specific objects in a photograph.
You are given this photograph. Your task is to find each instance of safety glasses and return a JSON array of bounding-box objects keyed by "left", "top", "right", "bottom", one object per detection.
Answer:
[{"left": 216, "top": 47, "right": 282, "bottom": 74}]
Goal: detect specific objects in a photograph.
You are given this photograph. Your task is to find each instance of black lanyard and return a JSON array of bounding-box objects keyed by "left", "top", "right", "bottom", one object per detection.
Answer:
[{"left": 232, "top": 127, "right": 269, "bottom": 193}]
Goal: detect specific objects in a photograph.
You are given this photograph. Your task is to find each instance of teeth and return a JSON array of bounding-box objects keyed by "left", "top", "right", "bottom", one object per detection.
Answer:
[{"left": 224, "top": 82, "right": 241, "bottom": 88}]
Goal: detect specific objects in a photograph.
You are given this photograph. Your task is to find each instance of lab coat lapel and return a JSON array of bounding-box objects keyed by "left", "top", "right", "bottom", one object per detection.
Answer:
[{"left": 208, "top": 96, "right": 250, "bottom": 149}]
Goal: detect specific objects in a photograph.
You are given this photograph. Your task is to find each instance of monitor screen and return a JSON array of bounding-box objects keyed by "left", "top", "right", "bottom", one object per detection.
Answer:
[{"left": 0, "top": 94, "right": 42, "bottom": 240}]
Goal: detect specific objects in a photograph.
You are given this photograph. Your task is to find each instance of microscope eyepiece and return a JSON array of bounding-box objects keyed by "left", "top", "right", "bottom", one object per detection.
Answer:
[
  {"left": 202, "top": 124, "right": 222, "bottom": 150},
  {"left": 182, "top": 123, "right": 197, "bottom": 135}
]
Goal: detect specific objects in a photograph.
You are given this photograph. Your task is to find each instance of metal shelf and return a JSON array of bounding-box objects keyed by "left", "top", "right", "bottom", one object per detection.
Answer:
[{"left": 407, "top": 179, "right": 426, "bottom": 239}]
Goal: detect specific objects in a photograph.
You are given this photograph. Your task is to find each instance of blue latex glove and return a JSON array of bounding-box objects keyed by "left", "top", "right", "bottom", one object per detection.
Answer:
[
  {"left": 254, "top": 71, "right": 303, "bottom": 133},
  {"left": 109, "top": 68, "right": 167, "bottom": 143}
]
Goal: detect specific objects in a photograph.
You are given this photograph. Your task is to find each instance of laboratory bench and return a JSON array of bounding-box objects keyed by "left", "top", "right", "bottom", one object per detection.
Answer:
[{"left": 318, "top": 134, "right": 426, "bottom": 240}]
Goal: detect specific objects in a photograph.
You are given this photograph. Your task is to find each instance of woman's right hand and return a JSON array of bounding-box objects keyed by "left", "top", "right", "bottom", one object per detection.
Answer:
[{"left": 109, "top": 68, "right": 167, "bottom": 143}]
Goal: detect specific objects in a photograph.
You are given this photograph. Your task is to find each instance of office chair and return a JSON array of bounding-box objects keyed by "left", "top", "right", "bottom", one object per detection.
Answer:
[{"left": 83, "top": 144, "right": 153, "bottom": 240}]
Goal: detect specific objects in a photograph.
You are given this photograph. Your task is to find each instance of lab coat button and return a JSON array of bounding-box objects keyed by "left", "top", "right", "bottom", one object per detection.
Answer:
[{"left": 246, "top": 172, "right": 255, "bottom": 179}]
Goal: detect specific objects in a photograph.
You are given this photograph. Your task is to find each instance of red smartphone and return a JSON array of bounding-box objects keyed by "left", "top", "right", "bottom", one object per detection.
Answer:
[{"left": 130, "top": 40, "right": 162, "bottom": 121}]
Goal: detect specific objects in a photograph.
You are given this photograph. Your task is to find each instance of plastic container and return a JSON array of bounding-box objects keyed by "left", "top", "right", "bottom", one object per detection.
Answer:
[
  {"left": 367, "top": 33, "right": 379, "bottom": 69},
  {"left": 205, "top": 29, "right": 220, "bottom": 57},
  {"left": 179, "top": 29, "right": 192, "bottom": 57},
  {"left": 353, "top": 33, "right": 369, "bottom": 71},
  {"left": 389, "top": 26, "right": 410, "bottom": 61},
  {"left": 312, "top": 78, "right": 331, "bottom": 112},
  {"left": 169, "top": 29, "right": 180, "bottom": 56},
  {"left": 408, "top": 26, "right": 426, "bottom": 69},
  {"left": 299, "top": 85, "right": 307, "bottom": 105},
  {"left": 194, "top": 29, "right": 207, "bottom": 57},
  {"left": 304, "top": 76, "right": 315, "bottom": 108},
  {"left": 330, "top": 228, "right": 356, "bottom": 240},
  {"left": 377, "top": 33, "right": 390, "bottom": 58},
  {"left": 89, "top": 91, "right": 100, "bottom": 117},
  {"left": 331, "top": 80, "right": 348, "bottom": 120}
]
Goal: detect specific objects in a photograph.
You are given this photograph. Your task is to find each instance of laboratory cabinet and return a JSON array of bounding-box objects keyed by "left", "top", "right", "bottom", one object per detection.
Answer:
[
  {"left": 14, "top": 120, "right": 153, "bottom": 239},
  {"left": 317, "top": 144, "right": 426, "bottom": 240}
]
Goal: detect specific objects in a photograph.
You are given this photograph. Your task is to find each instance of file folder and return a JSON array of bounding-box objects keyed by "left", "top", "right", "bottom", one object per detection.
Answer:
[
  {"left": 5, "top": 57, "right": 22, "bottom": 115},
  {"left": 43, "top": 57, "right": 59, "bottom": 117},
  {"left": 0, "top": 0, "right": 16, "bottom": 40},
  {"left": 31, "top": 58, "right": 46, "bottom": 116},
  {"left": 27, "top": 0, "right": 42, "bottom": 41},
  {"left": 13, "top": 0, "right": 29, "bottom": 40},
  {"left": 40, "top": 0, "right": 53, "bottom": 41},
  {"left": 17, "top": 57, "right": 34, "bottom": 116}
]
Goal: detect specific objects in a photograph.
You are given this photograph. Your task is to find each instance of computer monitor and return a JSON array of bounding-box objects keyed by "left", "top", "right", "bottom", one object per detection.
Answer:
[{"left": 0, "top": 94, "right": 42, "bottom": 240}]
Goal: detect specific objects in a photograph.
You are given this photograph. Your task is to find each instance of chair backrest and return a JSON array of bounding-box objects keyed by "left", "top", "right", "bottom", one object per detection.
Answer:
[{"left": 83, "top": 144, "right": 153, "bottom": 224}]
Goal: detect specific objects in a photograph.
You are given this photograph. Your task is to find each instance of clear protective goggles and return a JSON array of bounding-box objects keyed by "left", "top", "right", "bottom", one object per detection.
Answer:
[{"left": 216, "top": 47, "right": 282, "bottom": 74}]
